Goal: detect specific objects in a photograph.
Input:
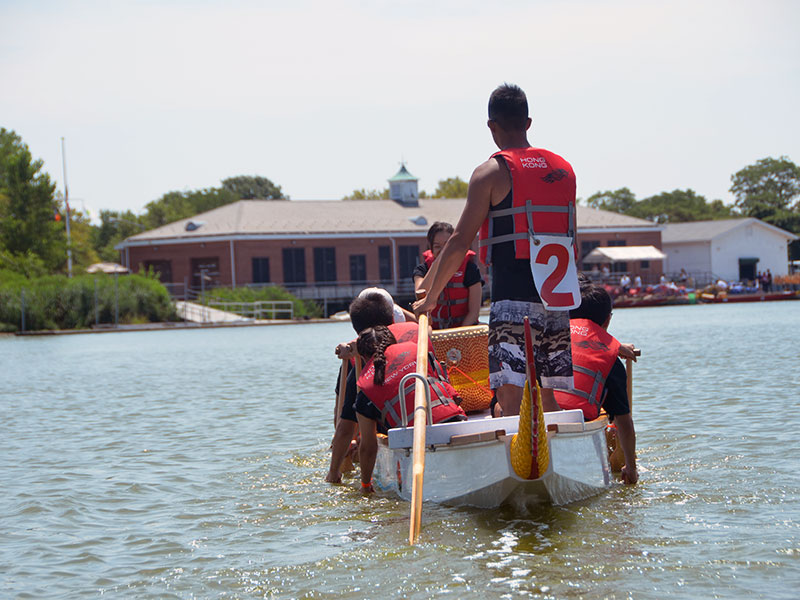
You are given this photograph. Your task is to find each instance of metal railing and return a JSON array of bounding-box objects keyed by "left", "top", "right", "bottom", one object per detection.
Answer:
[{"left": 205, "top": 300, "right": 294, "bottom": 320}]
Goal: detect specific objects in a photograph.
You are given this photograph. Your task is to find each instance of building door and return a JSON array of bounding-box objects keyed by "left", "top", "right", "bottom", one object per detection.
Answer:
[
  {"left": 739, "top": 257, "right": 759, "bottom": 282},
  {"left": 378, "top": 246, "right": 392, "bottom": 282},
  {"left": 350, "top": 254, "right": 367, "bottom": 283},
  {"left": 282, "top": 248, "right": 306, "bottom": 285},
  {"left": 313, "top": 247, "right": 337, "bottom": 285},
  {"left": 398, "top": 245, "right": 420, "bottom": 279},
  {"left": 252, "top": 257, "right": 270, "bottom": 284}
]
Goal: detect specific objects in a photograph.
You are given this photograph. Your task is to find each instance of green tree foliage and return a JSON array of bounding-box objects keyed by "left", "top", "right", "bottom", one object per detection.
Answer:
[
  {"left": 432, "top": 177, "right": 468, "bottom": 198},
  {"left": 222, "top": 175, "right": 284, "bottom": 200},
  {"left": 208, "top": 285, "right": 322, "bottom": 319},
  {"left": 586, "top": 188, "right": 637, "bottom": 213},
  {"left": 0, "top": 128, "right": 63, "bottom": 270},
  {"left": 141, "top": 187, "right": 239, "bottom": 229},
  {"left": 342, "top": 188, "right": 390, "bottom": 200},
  {"left": 730, "top": 156, "right": 800, "bottom": 259},
  {"left": 627, "top": 189, "right": 733, "bottom": 223},
  {"left": 92, "top": 209, "right": 147, "bottom": 262}
]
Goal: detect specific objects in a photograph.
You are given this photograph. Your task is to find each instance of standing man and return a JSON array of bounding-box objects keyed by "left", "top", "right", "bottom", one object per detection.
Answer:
[{"left": 415, "top": 83, "right": 578, "bottom": 416}]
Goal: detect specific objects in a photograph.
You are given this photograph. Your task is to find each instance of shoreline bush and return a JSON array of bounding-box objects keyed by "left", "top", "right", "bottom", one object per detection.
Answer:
[
  {"left": 205, "top": 285, "right": 322, "bottom": 319},
  {"left": 0, "top": 271, "right": 177, "bottom": 332}
]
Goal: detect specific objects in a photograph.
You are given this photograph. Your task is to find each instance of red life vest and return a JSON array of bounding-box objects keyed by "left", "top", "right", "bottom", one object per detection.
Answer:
[
  {"left": 423, "top": 249, "right": 476, "bottom": 330},
  {"left": 389, "top": 321, "right": 418, "bottom": 344},
  {"left": 553, "top": 318, "right": 621, "bottom": 421},
  {"left": 478, "top": 147, "right": 576, "bottom": 265},
  {"left": 357, "top": 341, "right": 466, "bottom": 429}
]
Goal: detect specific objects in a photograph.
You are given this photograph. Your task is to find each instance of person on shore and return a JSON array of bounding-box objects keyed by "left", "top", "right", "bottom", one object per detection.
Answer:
[
  {"left": 413, "top": 221, "right": 483, "bottom": 330},
  {"left": 765, "top": 269, "right": 773, "bottom": 293},
  {"left": 413, "top": 83, "right": 577, "bottom": 417},
  {"left": 619, "top": 273, "right": 631, "bottom": 292},
  {"left": 325, "top": 291, "right": 419, "bottom": 484},
  {"left": 354, "top": 325, "right": 466, "bottom": 492},
  {"left": 633, "top": 274, "right": 643, "bottom": 290},
  {"left": 553, "top": 283, "right": 638, "bottom": 484}
]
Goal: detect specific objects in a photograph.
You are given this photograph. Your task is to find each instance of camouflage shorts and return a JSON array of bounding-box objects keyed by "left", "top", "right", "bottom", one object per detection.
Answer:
[{"left": 488, "top": 299, "right": 573, "bottom": 390}]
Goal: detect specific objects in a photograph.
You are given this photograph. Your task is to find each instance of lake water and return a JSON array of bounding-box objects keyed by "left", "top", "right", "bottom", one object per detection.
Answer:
[{"left": 1, "top": 301, "right": 799, "bottom": 599}]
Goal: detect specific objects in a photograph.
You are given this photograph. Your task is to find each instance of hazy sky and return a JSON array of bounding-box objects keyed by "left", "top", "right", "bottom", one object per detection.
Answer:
[{"left": 2, "top": 0, "right": 798, "bottom": 219}]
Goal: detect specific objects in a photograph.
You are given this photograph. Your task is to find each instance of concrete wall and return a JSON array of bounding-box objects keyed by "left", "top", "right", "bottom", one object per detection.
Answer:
[
  {"left": 664, "top": 241, "right": 711, "bottom": 275},
  {"left": 711, "top": 222, "right": 792, "bottom": 280}
]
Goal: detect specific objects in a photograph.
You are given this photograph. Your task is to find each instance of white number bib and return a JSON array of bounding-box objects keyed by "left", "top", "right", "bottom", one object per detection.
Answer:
[{"left": 529, "top": 235, "right": 580, "bottom": 310}]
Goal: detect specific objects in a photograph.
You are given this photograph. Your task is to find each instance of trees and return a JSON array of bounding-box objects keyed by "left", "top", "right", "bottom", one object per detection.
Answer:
[
  {"left": 342, "top": 188, "right": 390, "bottom": 200},
  {"left": 432, "top": 177, "right": 468, "bottom": 198},
  {"left": 585, "top": 188, "right": 636, "bottom": 213},
  {"left": 221, "top": 175, "right": 284, "bottom": 200},
  {"left": 0, "top": 128, "right": 63, "bottom": 271},
  {"left": 730, "top": 156, "right": 800, "bottom": 259},
  {"left": 627, "top": 189, "right": 732, "bottom": 223}
]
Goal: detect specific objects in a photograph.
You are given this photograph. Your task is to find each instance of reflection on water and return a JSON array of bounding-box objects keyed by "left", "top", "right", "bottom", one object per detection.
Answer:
[{"left": 1, "top": 302, "right": 799, "bottom": 599}]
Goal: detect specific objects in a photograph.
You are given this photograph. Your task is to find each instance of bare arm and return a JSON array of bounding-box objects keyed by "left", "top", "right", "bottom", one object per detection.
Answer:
[{"left": 414, "top": 160, "right": 498, "bottom": 314}]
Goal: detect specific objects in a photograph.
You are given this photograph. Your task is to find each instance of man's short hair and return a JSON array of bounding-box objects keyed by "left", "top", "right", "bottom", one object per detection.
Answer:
[
  {"left": 426, "top": 221, "right": 454, "bottom": 249},
  {"left": 569, "top": 283, "right": 612, "bottom": 326},
  {"left": 349, "top": 292, "right": 394, "bottom": 333},
  {"left": 488, "top": 83, "right": 529, "bottom": 132}
]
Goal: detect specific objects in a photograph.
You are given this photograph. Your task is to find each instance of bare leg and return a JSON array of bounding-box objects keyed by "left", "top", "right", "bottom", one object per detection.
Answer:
[
  {"left": 356, "top": 413, "right": 378, "bottom": 489},
  {"left": 540, "top": 387, "right": 561, "bottom": 413},
  {"left": 325, "top": 419, "right": 357, "bottom": 483},
  {"left": 495, "top": 384, "right": 523, "bottom": 416}
]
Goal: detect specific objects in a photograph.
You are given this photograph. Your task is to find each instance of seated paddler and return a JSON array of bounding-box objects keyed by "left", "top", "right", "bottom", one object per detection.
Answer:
[
  {"left": 354, "top": 325, "right": 467, "bottom": 493},
  {"left": 326, "top": 290, "right": 420, "bottom": 484},
  {"left": 413, "top": 221, "right": 483, "bottom": 330},
  {"left": 553, "top": 282, "right": 639, "bottom": 485}
]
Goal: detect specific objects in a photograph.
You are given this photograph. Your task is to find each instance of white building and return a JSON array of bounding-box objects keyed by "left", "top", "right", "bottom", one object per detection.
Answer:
[{"left": 662, "top": 218, "right": 797, "bottom": 283}]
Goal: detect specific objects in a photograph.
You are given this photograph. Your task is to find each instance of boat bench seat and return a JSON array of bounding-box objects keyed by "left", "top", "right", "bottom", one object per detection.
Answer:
[{"left": 387, "top": 409, "right": 585, "bottom": 449}]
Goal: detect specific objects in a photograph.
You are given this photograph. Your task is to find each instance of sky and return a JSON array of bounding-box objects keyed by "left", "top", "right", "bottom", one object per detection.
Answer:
[{"left": 1, "top": 0, "right": 799, "bottom": 220}]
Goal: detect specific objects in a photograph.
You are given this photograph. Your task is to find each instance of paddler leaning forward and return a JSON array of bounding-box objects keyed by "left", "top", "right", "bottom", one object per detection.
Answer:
[
  {"left": 414, "top": 83, "right": 580, "bottom": 417},
  {"left": 354, "top": 325, "right": 466, "bottom": 493}
]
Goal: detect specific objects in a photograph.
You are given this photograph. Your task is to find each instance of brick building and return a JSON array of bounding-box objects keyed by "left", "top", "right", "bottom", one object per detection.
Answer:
[{"left": 117, "top": 167, "right": 664, "bottom": 307}]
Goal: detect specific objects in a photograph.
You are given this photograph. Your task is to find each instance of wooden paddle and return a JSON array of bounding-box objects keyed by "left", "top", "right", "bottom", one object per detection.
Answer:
[
  {"left": 408, "top": 311, "right": 430, "bottom": 545},
  {"left": 335, "top": 357, "right": 348, "bottom": 427}
]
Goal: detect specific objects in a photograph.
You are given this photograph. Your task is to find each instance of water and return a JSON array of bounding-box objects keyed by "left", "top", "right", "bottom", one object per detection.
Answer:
[{"left": 1, "top": 302, "right": 799, "bottom": 599}]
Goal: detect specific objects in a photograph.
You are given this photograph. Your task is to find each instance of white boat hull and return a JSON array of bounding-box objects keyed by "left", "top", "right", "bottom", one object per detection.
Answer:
[{"left": 373, "top": 413, "right": 611, "bottom": 508}]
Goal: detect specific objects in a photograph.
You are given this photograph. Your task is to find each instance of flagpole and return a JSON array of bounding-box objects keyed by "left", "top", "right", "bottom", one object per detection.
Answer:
[{"left": 61, "top": 137, "right": 73, "bottom": 278}]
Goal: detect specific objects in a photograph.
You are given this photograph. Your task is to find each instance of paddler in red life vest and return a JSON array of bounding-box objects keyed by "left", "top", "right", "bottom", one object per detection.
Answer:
[
  {"left": 354, "top": 325, "right": 466, "bottom": 493},
  {"left": 413, "top": 221, "right": 483, "bottom": 330},
  {"left": 325, "top": 290, "right": 420, "bottom": 484},
  {"left": 553, "top": 282, "right": 639, "bottom": 484},
  {"left": 414, "top": 83, "right": 579, "bottom": 417}
]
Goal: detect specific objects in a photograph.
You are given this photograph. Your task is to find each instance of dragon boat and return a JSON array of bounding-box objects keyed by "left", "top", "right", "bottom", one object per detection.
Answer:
[{"left": 370, "top": 321, "right": 622, "bottom": 510}]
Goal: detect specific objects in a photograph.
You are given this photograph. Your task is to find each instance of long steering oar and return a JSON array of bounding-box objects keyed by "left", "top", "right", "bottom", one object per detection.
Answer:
[
  {"left": 335, "top": 357, "right": 348, "bottom": 427},
  {"left": 408, "top": 310, "right": 430, "bottom": 545}
]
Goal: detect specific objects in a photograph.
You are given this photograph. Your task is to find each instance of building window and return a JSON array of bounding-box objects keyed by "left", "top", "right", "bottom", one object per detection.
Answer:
[
  {"left": 612, "top": 262, "right": 628, "bottom": 273},
  {"left": 399, "top": 245, "right": 420, "bottom": 279},
  {"left": 191, "top": 257, "right": 220, "bottom": 289},
  {"left": 282, "top": 248, "right": 306, "bottom": 284},
  {"left": 640, "top": 260, "right": 650, "bottom": 269},
  {"left": 607, "top": 240, "right": 627, "bottom": 247},
  {"left": 581, "top": 240, "right": 600, "bottom": 256},
  {"left": 313, "top": 247, "right": 337, "bottom": 284},
  {"left": 252, "top": 257, "right": 270, "bottom": 283},
  {"left": 144, "top": 260, "right": 172, "bottom": 283},
  {"left": 350, "top": 254, "right": 367, "bottom": 283},
  {"left": 379, "top": 245, "right": 392, "bottom": 282}
]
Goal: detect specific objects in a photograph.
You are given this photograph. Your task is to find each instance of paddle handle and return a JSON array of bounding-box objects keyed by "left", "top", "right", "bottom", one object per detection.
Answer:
[
  {"left": 625, "top": 348, "right": 640, "bottom": 413},
  {"left": 409, "top": 311, "right": 430, "bottom": 545},
  {"left": 335, "top": 358, "right": 348, "bottom": 427}
]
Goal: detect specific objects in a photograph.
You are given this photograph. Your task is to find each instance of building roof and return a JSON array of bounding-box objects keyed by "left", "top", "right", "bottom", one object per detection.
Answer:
[
  {"left": 118, "top": 199, "right": 661, "bottom": 246},
  {"left": 387, "top": 164, "right": 418, "bottom": 182},
  {"left": 583, "top": 245, "right": 667, "bottom": 264},
  {"left": 662, "top": 218, "right": 798, "bottom": 243}
]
